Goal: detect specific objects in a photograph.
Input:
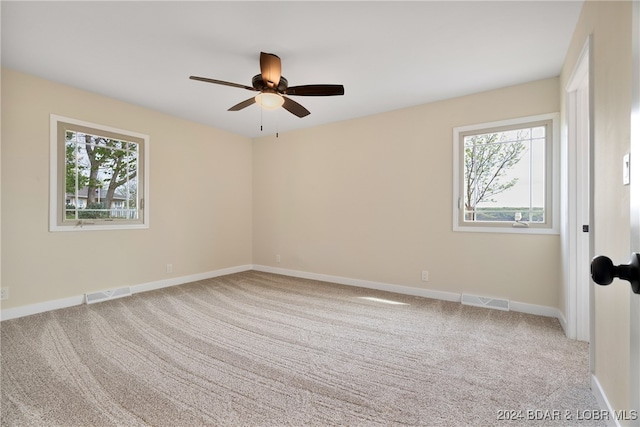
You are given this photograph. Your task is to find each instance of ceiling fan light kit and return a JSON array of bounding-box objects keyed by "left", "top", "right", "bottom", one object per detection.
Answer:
[
  {"left": 255, "top": 92, "right": 284, "bottom": 110},
  {"left": 190, "top": 52, "right": 344, "bottom": 119}
]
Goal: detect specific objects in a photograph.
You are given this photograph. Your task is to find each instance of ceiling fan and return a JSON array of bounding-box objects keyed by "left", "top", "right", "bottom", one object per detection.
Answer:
[{"left": 190, "top": 52, "right": 344, "bottom": 118}]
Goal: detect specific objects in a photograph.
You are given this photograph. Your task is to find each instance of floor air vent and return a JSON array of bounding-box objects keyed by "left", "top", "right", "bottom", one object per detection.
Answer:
[
  {"left": 461, "top": 294, "right": 509, "bottom": 311},
  {"left": 85, "top": 287, "right": 132, "bottom": 304}
]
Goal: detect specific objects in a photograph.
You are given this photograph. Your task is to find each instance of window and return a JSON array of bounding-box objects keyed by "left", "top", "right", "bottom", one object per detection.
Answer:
[
  {"left": 50, "top": 115, "right": 149, "bottom": 231},
  {"left": 452, "top": 113, "right": 559, "bottom": 234}
]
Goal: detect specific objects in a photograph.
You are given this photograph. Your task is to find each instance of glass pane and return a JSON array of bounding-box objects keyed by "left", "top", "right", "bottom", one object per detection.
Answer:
[
  {"left": 463, "top": 125, "right": 545, "bottom": 222},
  {"left": 64, "top": 129, "right": 139, "bottom": 222},
  {"left": 530, "top": 131, "right": 546, "bottom": 222}
]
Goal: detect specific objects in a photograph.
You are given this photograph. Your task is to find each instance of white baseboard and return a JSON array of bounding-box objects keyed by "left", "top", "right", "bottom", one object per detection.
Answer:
[
  {"left": 591, "top": 374, "right": 621, "bottom": 427},
  {"left": 510, "top": 301, "right": 563, "bottom": 320},
  {"left": 0, "top": 295, "right": 85, "bottom": 322},
  {"left": 0, "top": 264, "right": 562, "bottom": 324},
  {"left": 252, "top": 265, "right": 561, "bottom": 320},
  {"left": 252, "top": 265, "right": 461, "bottom": 302},
  {"left": 556, "top": 309, "right": 570, "bottom": 337},
  {"left": 131, "top": 264, "right": 252, "bottom": 294},
  {"left": 0, "top": 264, "right": 253, "bottom": 321}
]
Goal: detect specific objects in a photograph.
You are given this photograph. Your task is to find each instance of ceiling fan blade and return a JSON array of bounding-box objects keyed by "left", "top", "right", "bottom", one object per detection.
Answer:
[
  {"left": 282, "top": 96, "right": 310, "bottom": 118},
  {"left": 228, "top": 97, "right": 256, "bottom": 111},
  {"left": 260, "top": 52, "right": 281, "bottom": 89},
  {"left": 189, "top": 76, "right": 256, "bottom": 92},
  {"left": 285, "top": 84, "right": 345, "bottom": 96}
]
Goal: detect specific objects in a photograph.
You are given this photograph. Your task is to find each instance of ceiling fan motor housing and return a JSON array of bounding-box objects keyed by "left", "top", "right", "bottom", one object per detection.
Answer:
[{"left": 252, "top": 74, "right": 288, "bottom": 92}]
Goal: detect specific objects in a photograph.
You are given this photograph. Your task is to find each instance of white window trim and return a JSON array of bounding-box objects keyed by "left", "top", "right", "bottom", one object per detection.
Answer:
[
  {"left": 49, "top": 114, "right": 150, "bottom": 232},
  {"left": 452, "top": 112, "right": 560, "bottom": 235}
]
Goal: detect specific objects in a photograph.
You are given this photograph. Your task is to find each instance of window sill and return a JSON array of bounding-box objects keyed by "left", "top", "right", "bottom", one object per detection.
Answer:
[
  {"left": 453, "top": 224, "right": 559, "bottom": 235},
  {"left": 50, "top": 223, "right": 149, "bottom": 232}
]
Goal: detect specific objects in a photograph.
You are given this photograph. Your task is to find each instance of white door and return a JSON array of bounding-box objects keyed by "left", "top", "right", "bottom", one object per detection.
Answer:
[
  {"left": 575, "top": 59, "right": 591, "bottom": 343},
  {"left": 591, "top": 2, "right": 640, "bottom": 414}
]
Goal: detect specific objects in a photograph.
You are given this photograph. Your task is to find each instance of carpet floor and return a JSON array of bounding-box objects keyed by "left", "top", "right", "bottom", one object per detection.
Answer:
[{"left": 1, "top": 271, "right": 602, "bottom": 426}]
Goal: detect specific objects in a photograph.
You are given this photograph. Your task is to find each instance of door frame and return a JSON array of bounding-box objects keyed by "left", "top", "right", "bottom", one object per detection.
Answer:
[
  {"left": 564, "top": 36, "right": 593, "bottom": 344},
  {"left": 630, "top": 0, "right": 639, "bottom": 414}
]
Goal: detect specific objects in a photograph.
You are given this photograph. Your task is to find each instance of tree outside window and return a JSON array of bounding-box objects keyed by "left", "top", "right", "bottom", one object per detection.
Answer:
[
  {"left": 65, "top": 130, "right": 139, "bottom": 220},
  {"left": 453, "top": 114, "right": 557, "bottom": 234},
  {"left": 51, "top": 115, "right": 148, "bottom": 231},
  {"left": 463, "top": 126, "right": 545, "bottom": 223}
]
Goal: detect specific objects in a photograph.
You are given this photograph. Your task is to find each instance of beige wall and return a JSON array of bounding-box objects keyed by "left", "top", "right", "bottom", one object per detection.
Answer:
[
  {"left": 1, "top": 69, "right": 253, "bottom": 309},
  {"left": 0, "top": 72, "right": 565, "bottom": 312},
  {"left": 2, "top": 67, "right": 565, "bottom": 314},
  {"left": 560, "top": 1, "right": 634, "bottom": 415},
  {"left": 253, "top": 78, "right": 561, "bottom": 307}
]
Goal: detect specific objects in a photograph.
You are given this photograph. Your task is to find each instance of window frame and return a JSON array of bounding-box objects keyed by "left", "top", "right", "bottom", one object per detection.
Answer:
[
  {"left": 50, "top": 115, "right": 150, "bottom": 231},
  {"left": 452, "top": 113, "right": 559, "bottom": 234}
]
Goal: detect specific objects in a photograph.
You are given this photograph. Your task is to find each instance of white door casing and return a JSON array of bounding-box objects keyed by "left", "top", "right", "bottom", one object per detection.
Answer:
[
  {"left": 629, "top": 0, "right": 639, "bottom": 415},
  {"left": 565, "top": 37, "right": 592, "bottom": 343}
]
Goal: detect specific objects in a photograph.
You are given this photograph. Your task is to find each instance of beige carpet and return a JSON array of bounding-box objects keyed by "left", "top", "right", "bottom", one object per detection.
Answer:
[{"left": 1, "top": 271, "right": 602, "bottom": 426}]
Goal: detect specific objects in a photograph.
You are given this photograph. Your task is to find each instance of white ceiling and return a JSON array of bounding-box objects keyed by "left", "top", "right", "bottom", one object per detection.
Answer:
[{"left": 2, "top": 1, "right": 583, "bottom": 138}]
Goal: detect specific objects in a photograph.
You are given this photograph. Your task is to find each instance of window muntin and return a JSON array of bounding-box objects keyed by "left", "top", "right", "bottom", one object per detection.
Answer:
[
  {"left": 50, "top": 116, "right": 149, "bottom": 231},
  {"left": 453, "top": 113, "right": 559, "bottom": 234}
]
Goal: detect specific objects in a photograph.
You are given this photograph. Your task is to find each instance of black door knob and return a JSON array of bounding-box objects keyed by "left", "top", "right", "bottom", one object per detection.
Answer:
[{"left": 591, "top": 253, "right": 640, "bottom": 294}]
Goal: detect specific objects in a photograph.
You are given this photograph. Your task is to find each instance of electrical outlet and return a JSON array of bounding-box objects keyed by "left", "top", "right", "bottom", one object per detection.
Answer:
[
  {"left": 421, "top": 271, "right": 429, "bottom": 282},
  {"left": 276, "top": 254, "right": 281, "bottom": 263},
  {"left": 166, "top": 264, "right": 173, "bottom": 273},
  {"left": 0, "top": 288, "right": 9, "bottom": 300}
]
